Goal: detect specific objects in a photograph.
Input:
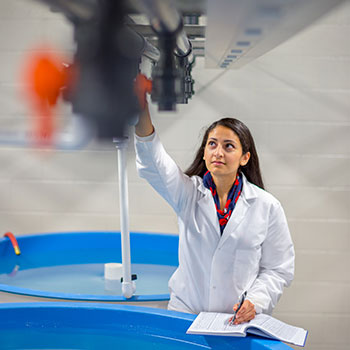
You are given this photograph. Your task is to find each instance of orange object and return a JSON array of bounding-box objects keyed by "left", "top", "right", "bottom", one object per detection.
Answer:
[
  {"left": 134, "top": 74, "right": 152, "bottom": 110},
  {"left": 23, "top": 49, "right": 70, "bottom": 145},
  {"left": 4, "top": 232, "right": 21, "bottom": 255}
]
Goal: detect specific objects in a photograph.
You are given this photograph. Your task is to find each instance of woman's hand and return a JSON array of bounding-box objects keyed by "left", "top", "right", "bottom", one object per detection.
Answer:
[
  {"left": 134, "top": 74, "right": 154, "bottom": 137},
  {"left": 134, "top": 74, "right": 152, "bottom": 111},
  {"left": 230, "top": 300, "right": 256, "bottom": 325}
]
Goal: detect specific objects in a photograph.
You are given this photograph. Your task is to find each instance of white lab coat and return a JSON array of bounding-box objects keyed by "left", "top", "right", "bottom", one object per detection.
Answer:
[{"left": 135, "top": 132, "right": 295, "bottom": 315}]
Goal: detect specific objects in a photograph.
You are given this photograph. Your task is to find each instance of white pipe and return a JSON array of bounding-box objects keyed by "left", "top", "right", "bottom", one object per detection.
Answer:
[{"left": 114, "top": 137, "right": 135, "bottom": 299}]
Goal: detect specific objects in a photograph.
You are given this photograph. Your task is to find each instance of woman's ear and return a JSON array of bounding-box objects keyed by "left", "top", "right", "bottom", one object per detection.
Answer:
[{"left": 240, "top": 152, "right": 250, "bottom": 166}]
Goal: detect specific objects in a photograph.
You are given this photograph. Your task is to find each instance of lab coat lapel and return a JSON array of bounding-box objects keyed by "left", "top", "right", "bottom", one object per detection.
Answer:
[
  {"left": 197, "top": 183, "right": 221, "bottom": 238},
  {"left": 197, "top": 174, "right": 258, "bottom": 242},
  {"left": 219, "top": 174, "right": 257, "bottom": 247},
  {"left": 218, "top": 197, "right": 250, "bottom": 247}
]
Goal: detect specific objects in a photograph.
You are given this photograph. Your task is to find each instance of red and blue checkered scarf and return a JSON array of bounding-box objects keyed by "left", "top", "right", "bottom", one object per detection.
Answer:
[{"left": 203, "top": 171, "right": 243, "bottom": 234}]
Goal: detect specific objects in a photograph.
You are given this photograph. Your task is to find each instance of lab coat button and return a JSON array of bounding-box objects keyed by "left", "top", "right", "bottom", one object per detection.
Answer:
[{"left": 212, "top": 286, "right": 216, "bottom": 289}]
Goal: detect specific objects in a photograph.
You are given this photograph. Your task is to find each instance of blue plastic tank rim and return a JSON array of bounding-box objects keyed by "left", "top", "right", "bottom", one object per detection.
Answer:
[
  {"left": 0, "top": 231, "right": 179, "bottom": 301},
  {"left": 0, "top": 284, "right": 170, "bottom": 301},
  {"left": 0, "top": 301, "right": 193, "bottom": 319},
  {"left": 0, "top": 302, "right": 294, "bottom": 349}
]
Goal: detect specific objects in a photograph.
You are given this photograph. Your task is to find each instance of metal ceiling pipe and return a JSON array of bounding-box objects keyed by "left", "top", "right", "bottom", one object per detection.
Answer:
[
  {"left": 35, "top": 1, "right": 161, "bottom": 63},
  {"left": 132, "top": 0, "right": 182, "bottom": 33},
  {"left": 125, "top": 16, "right": 161, "bottom": 62},
  {"left": 175, "top": 28, "right": 192, "bottom": 58},
  {"left": 114, "top": 25, "right": 160, "bottom": 63},
  {"left": 142, "top": 38, "right": 161, "bottom": 62},
  {"left": 131, "top": 0, "right": 192, "bottom": 57},
  {"left": 34, "top": 0, "right": 97, "bottom": 23}
]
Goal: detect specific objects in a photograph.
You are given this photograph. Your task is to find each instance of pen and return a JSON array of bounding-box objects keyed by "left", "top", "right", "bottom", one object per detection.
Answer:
[{"left": 229, "top": 291, "right": 247, "bottom": 325}]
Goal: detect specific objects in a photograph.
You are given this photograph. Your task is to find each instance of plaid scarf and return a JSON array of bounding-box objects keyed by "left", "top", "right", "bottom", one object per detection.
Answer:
[{"left": 203, "top": 171, "right": 243, "bottom": 234}]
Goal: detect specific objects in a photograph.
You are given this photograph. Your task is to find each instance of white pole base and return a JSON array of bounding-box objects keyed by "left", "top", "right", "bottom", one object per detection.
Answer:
[{"left": 122, "top": 281, "right": 136, "bottom": 299}]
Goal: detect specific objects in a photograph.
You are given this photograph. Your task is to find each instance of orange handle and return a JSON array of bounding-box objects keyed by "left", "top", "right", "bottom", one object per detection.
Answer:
[
  {"left": 23, "top": 49, "right": 71, "bottom": 145},
  {"left": 4, "top": 232, "right": 21, "bottom": 255}
]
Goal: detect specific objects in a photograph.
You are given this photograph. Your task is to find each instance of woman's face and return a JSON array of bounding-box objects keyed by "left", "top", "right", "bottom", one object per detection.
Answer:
[{"left": 203, "top": 125, "right": 250, "bottom": 181}]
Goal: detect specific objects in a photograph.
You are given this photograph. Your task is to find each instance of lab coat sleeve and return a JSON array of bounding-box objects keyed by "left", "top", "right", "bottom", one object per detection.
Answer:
[
  {"left": 134, "top": 132, "right": 194, "bottom": 215},
  {"left": 247, "top": 201, "right": 295, "bottom": 314}
]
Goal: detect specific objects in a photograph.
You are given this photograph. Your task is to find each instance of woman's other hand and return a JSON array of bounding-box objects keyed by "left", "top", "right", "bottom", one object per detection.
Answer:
[{"left": 230, "top": 300, "right": 256, "bottom": 325}]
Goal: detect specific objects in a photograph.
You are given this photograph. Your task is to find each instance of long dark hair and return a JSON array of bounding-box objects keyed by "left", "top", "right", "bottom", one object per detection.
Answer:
[{"left": 185, "top": 118, "right": 264, "bottom": 189}]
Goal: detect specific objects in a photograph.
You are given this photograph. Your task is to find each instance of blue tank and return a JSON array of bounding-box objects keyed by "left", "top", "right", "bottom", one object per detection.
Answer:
[
  {"left": 0, "top": 302, "right": 292, "bottom": 349},
  {"left": 0, "top": 231, "right": 178, "bottom": 303}
]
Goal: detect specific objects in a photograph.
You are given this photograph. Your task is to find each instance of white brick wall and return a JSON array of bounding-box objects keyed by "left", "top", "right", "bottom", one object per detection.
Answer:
[{"left": 0, "top": 1, "right": 349, "bottom": 349}]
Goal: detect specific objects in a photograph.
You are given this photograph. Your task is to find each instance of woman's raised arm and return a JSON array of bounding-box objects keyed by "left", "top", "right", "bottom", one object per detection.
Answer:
[{"left": 135, "top": 104, "right": 154, "bottom": 137}]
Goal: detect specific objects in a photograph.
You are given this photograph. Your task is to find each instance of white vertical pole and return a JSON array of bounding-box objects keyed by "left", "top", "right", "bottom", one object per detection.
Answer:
[{"left": 114, "top": 136, "right": 135, "bottom": 298}]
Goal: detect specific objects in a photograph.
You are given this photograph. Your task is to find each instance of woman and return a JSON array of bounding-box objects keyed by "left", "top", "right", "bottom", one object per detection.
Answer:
[{"left": 134, "top": 101, "right": 294, "bottom": 325}]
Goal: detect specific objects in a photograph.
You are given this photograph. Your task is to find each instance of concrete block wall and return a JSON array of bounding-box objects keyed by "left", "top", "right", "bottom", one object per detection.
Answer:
[{"left": 0, "top": 1, "right": 349, "bottom": 349}]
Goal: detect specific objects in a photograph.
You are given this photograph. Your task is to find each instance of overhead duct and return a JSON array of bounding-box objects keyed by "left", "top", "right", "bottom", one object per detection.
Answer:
[{"left": 205, "top": 0, "right": 347, "bottom": 69}]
